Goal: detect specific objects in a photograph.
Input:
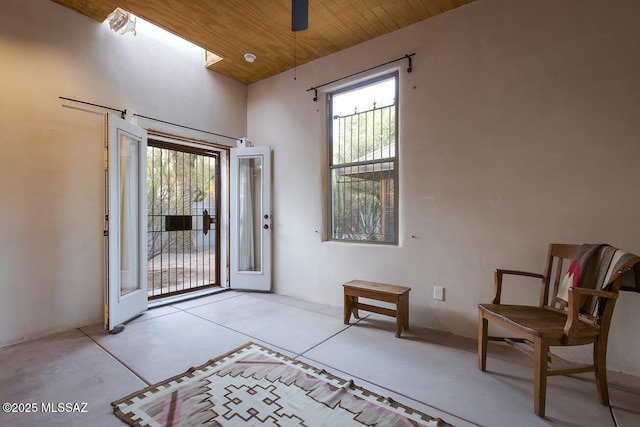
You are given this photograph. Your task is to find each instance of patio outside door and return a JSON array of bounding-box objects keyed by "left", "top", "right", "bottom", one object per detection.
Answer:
[{"left": 146, "top": 141, "right": 220, "bottom": 298}]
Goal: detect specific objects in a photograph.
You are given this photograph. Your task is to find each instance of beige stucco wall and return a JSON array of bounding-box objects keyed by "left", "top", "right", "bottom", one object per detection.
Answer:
[
  {"left": 0, "top": 0, "right": 246, "bottom": 347},
  {"left": 248, "top": 0, "right": 640, "bottom": 375},
  {"left": 2, "top": 0, "right": 639, "bottom": 377}
]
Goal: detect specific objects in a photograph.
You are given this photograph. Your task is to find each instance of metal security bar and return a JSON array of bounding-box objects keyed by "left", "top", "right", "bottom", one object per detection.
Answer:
[
  {"left": 330, "top": 100, "right": 397, "bottom": 243},
  {"left": 147, "top": 142, "right": 220, "bottom": 298}
]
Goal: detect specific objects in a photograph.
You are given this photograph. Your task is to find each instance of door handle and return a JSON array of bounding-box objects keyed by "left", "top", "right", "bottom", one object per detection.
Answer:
[{"left": 203, "top": 209, "right": 214, "bottom": 235}]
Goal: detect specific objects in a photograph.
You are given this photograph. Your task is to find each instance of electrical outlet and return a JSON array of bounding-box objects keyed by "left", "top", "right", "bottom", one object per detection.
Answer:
[{"left": 433, "top": 286, "right": 445, "bottom": 301}]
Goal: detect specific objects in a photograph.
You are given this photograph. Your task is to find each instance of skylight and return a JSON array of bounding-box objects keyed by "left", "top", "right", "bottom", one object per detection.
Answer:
[
  {"left": 104, "top": 8, "right": 224, "bottom": 67},
  {"left": 206, "top": 51, "right": 223, "bottom": 67}
]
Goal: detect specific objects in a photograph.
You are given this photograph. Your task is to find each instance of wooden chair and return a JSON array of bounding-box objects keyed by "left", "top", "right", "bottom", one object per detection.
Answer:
[{"left": 478, "top": 243, "right": 640, "bottom": 417}]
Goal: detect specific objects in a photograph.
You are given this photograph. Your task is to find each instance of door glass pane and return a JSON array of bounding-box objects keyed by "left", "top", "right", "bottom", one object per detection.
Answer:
[
  {"left": 119, "top": 133, "right": 140, "bottom": 296},
  {"left": 237, "top": 156, "right": 262, "bottom": 272}
]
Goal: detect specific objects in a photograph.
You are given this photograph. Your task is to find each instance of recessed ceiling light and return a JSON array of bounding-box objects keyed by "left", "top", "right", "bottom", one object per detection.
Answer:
[{"left": 244, "top": 53, "right": 257, "bottom": 63}]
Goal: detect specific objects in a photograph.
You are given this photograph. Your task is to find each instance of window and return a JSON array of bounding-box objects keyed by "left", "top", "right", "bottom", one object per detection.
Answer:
[{"left": 328, "top": 73, "right": 398, "bottom": 243}]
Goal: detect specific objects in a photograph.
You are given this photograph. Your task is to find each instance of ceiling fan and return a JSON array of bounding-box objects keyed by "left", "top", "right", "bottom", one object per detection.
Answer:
[{"left": 291, "top": 0, "right": 308, "bottom": 31}]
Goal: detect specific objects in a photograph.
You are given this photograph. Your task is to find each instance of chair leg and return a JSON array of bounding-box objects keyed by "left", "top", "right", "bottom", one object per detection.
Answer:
[
  {"left": 533, "top": 337, "right": 548, "bottom": 417},
  {"left": 594, "top": 339, "right": 610, "bottom": 406},
  {"left": 478, "top": 311, "right": 488, "bottom": 371}
]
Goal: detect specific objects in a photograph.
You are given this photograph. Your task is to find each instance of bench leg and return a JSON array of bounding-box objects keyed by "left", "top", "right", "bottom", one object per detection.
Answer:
[
  {"left": 395, "top": 295, "right": 409, "bottom": 338},
  {"left": 345, "top": 287, "right": 411, "bottom": 339},
  {"left": 401, "top": 294, "right": 409, "bottom": 330},
  {"left": 344, "top": 295, "right": 360, "bottom": 325},
  {"left": 344, "top": 295, "right": 352, "bottom": 324}
]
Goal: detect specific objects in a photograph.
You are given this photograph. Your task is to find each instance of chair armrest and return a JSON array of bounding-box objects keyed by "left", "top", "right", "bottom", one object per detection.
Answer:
[
  {"left": 563, "top": 287, "right": 619, "bottom": 342},
  {"left": 492, "top": 269, "right": 545, "bottom": 304},
  {"left": 569, "top": 287, "right": 618, "bottom": 299}
]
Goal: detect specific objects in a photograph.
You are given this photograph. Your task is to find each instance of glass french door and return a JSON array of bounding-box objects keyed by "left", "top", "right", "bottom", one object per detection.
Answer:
[
  {"left": 230, "top": 146, "right": 271, "bottom": 291},
  {"left": 105, "top": 114, "right": 148, "bottom": 330}
]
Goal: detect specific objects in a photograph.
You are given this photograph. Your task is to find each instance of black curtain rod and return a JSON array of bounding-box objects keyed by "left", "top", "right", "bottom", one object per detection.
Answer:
[
  {"left": 132, "top": 114, "right": 240, "bottom": 141},
  {"left": 59, "top": 96, "right": 125, "bottom": 117},
  {"left": 59, "top": 96, "right": 241, "bottom": 141},
  {"left": 306, "top": 53, "right": 415, "bottom": 101}
]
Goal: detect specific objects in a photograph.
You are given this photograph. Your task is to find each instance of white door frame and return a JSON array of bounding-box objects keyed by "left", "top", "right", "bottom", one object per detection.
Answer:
[
  {"left": 230, "top": 145, "right": 272, "bottom": 291},
  {"left": 105, "top": 114, "right": 148, "bottom": 331}
]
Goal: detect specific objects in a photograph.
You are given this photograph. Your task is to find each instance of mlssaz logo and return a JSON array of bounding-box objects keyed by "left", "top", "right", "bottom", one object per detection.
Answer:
[{"left": 41, "top": 402, "right": 89, "bottom": 413}]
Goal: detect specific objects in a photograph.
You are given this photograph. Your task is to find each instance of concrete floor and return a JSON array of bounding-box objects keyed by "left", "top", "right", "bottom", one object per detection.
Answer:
[{"left": 1, "top": 290, "right": 639, "bottom": 426}]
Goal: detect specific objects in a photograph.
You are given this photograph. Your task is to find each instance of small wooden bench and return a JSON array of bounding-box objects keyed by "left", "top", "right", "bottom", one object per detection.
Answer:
[{"left": 343, "top": 280, "right": 411, "bottom": 337}]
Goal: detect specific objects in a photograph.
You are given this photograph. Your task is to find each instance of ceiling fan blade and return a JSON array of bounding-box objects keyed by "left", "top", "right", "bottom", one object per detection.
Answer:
[{"left": 292, "top": 0, "right": 308, "bottom": 32}]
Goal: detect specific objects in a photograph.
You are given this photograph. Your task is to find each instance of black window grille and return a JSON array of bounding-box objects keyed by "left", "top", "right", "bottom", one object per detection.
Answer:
[{"left": 329, "top": 74, "right": 398, "bottom": 243}]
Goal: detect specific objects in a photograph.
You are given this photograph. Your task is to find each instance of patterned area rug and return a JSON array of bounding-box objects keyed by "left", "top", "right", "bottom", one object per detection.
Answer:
[{"left": 112, "top": 342, "right": 453, "bottom": 426}]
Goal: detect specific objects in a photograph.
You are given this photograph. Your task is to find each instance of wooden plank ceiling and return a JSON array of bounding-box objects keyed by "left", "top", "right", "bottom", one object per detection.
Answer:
[{"left": 50, "top": 0, "right": 476, "bottom": 84}]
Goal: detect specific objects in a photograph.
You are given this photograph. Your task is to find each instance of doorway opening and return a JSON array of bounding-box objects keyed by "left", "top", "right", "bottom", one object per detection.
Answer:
[{"left": 147, "top": 140, "right": 221, "bottom": 299}]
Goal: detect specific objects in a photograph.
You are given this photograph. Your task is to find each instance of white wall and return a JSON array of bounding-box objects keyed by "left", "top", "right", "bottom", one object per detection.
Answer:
[
  {"left": 0, "top": 0, "right": 246, "bottom": 347},
  {"left": 3, "top": 0, "right": 640, "bottom": 377},
  {"left": 247, "top": 0, "right": 640, "bottom": 375}
]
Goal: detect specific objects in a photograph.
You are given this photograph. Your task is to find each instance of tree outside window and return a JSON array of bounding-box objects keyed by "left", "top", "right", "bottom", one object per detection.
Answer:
[{"left": 328, "top": 74, "right": 398, "bottom": 243}]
